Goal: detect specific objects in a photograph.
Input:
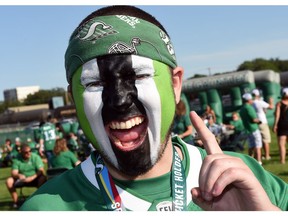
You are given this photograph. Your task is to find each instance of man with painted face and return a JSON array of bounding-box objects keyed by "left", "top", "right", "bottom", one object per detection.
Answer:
[{"left": 20, "top": 5, "right": 287, "bottom": 211}]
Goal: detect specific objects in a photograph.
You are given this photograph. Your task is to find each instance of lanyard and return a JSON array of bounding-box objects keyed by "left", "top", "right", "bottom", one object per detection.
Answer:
[
  {"left": 94, "top": 146, "right": 187, "bottom": 211},
  {"left": 171, "top": 146, "right": 187, "bottom": 211},
  {"left": 94, "top": 153, "right": 124, "bottom": 211}
]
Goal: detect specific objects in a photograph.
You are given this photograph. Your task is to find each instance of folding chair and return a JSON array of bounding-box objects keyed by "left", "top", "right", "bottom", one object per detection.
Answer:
[{"left": 14, "top": 180, "right": 37, "bottom": 203}]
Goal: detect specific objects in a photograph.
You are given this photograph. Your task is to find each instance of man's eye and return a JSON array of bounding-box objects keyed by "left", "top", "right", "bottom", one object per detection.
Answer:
[
  {"left": 136, "top": 74, "right": 150, "bottom": 80},
  {"left": 86, "top": 81, "right": 104, "bottom": 88}
]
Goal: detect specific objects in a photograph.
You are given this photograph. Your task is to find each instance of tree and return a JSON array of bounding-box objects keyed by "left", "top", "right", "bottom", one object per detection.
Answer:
[
  {"left": 276, "top": 59, "right": 288, "bottom": 71},
  {"left": 0, "top": 100, "right": 23, "bottom": 113},
  {"left": 237, "top": 58, "right": 288, "bottom": 72},
  {"left": 24, "top": 88, "right": 66, "bottom": 105},
  {"left": 187, "top": 74, "right": 207, "bottom": 79}
]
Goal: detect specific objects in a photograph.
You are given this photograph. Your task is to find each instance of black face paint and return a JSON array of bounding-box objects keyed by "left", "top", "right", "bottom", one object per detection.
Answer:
[
  {"left": 98, "top": 55, "right": 146, "bottom": 123},
  {"left": 96, "top": 55, "right": 152, "bottom": 176},
  {"left": 112, "top": 135, "right": 152, "bottom": 176}
]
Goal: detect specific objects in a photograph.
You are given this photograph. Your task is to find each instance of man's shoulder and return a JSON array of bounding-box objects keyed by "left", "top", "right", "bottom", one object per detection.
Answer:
[
  {"left": 30, "top": 153, "right": 43, "bottom": 163},
  {"left": 41, "top": 122, "right": 55, "bottom": 129},
  {"left": 239, "top": 104, "right": 248, "bottom": 111},
  {"left": 30, "top": 152, "right": 41, "bottom": 158}
]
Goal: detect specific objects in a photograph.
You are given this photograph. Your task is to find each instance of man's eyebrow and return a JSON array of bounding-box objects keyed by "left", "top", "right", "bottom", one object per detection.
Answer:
[{"left": 133, "top": 65, "right": 153, "bottom": 73}]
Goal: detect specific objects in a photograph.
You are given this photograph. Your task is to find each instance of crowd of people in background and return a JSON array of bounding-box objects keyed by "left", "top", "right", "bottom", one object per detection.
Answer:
[
  {"left": 239, "top": 88, "right": 288, "bottom": 165},
  {"left": 1, "top": 88, "right": 287, "bottom": 209},
  {"left": 0, "top": 115, "right": 94, "bottom": 209},
  {"left": 172, "top": 88, "right": 288, "bottom": 166}
]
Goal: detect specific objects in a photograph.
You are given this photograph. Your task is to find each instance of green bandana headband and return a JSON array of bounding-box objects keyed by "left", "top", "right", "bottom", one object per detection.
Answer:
[{"left": 65, "top": 15, "right": 177, "bottom": 83}]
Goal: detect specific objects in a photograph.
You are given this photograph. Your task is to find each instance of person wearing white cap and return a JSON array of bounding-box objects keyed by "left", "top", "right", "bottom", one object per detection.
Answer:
[
  {"left": 27, "top": 137, "right": 39, "bottom": 155},
  {"left": 252, "top": 89, "right": 274, "bottom": 160},
  {"left": 273, "top": 87, "right": 288, "bottom": 164},
  {"left": 9, "top": 137, "right": 22, "bottom": 159},
  {"left": 239, "top": 93, "right": 263, "bottom": 165}
]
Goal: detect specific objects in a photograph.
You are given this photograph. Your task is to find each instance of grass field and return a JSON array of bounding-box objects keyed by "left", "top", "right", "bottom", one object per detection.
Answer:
[{"left": 0, "top": 130, "right": 287, "bottom": 211}]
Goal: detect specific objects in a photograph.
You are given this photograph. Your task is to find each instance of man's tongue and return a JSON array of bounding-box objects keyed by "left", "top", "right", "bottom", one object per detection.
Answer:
[{"left": 110, "top": 124, "right": 143, "bottom": 147}]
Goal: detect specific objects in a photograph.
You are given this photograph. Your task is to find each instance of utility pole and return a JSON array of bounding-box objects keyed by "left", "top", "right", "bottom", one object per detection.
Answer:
[{"left": 207, "top": 67, "right": 211, "bottom": 76}]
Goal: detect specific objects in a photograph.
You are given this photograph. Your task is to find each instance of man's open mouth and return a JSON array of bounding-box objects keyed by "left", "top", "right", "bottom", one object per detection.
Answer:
[{"left": 106, "top": 116, "right": 148, "bottom": 151}]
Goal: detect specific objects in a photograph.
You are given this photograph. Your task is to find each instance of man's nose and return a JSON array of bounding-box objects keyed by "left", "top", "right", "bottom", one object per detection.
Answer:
[{"left": 106, "top": 80, "right": 134, "bottom": 112}]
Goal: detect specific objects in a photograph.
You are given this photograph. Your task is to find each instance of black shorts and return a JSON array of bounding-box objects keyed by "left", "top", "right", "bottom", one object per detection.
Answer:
[
  {"left": 277, "top": 124, "right": 288, "bottom": 136},
  {"left": 13, "top": 174, "right": 46, "bottom": 188}
]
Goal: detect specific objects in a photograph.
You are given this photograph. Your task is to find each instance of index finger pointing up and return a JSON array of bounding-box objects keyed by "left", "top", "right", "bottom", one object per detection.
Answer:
[{"left": 190, "top": 111, "right": 223, "bottom": 155}]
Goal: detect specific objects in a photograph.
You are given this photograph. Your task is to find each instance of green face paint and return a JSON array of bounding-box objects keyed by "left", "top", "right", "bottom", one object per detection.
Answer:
[
  {"left": 71, "top": 55, "right": 176, "bottom": 171},
  {"left": 71, "top": 67, "right": 101, "bottom": 150},
  {"left": 65, "top": 15, "right": 177, "bottom": 83},
  {"left": 152, "top": 61, "right": 176, "bottom": 144}
]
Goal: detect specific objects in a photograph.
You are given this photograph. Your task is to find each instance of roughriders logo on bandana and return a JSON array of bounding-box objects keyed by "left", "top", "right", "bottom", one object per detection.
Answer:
[
  {"left": 77, "top": 21, "right": 118, "bottom": 42},
  {"left": 65, "top": 15, "right": 177, "bottom": 84}
]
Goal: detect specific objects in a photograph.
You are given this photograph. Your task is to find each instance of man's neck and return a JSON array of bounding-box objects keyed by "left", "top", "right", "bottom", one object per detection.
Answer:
[{"left": 105, "top": 139, "right": 182, "bottom": 181}]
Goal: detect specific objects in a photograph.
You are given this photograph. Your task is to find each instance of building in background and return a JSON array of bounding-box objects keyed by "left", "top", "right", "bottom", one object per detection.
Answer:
[
  {"left": 0, "top": 104, "right": 50, "bottom": 125},
  {"left": 3, "top": 86, "right": 40, "bottom": 102}
]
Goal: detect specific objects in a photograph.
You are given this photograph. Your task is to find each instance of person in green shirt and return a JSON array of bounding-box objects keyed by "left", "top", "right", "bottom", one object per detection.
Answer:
[
  {"left": 2, "top": 138, "right": 13, "bottom": 167},
  {"left": 223, "top": 112, "right": 246, "bottom": 151},
  {"left": 67, "top": 132, "right": 79, "bottom": 153},
  {"left": 239, "top": 93, "right": 263, "bottom": 165},
  {"left": 55, "top": 122, "right": 64, "bottom": 139},
  {"left": 10, "top": 137, "right": 22, "bottom": 159},
  {"left": 172, "top": 99, "right": 193, "bottom": 144},
  {"left": 38, "top": 119, "right": 57, "bottom": 168},
  {"left": 51, "top": 138, "right": 81, "bottom": 170},
  {"left": 20, "top": 5, "right": 287, "bottom": 211},
  {"left": 6, "top": 144, "right": 46, "bottom": 209},
  {"left": 227, "top": 112, "right": 245, "bottom": 134},
  {"left": 26, "top": 137, "right": 39, "bottom": 155}
]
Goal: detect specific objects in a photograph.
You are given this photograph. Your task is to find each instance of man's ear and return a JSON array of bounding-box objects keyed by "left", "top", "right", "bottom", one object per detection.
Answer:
[
  {"left": 172, "top": 66, "right": 183, "bottom": 104},
  {"left": 67, "top": 85, "right": 74, "bottom": 104}
]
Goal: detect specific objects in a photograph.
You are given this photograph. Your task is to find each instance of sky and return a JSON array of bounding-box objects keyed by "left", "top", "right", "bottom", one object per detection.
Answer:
[{"left": 0, "top": 3, "right": 288, "bottom": 101}]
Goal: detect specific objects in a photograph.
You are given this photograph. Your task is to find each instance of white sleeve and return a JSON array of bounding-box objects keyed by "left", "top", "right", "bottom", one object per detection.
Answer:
[{"left": 260, "top": 100, "right": 269, "bottom": 109}]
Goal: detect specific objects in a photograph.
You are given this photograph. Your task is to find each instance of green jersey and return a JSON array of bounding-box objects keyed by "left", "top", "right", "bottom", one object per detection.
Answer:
[
  {"left": 39, "top": 122, "right": 57, "bottom": 151},
  {"left": 172, "top": 114, "right": 193, "bottom": 143},
  {"left": 27, "top": 141, "right": 39, "bottom": 154},
  {"left": 12, "top": 153, "right": 44, "bottom": 177},
  {"left": 239, "top": 103, "right": 259, "bottom": 133},
  {"left": 51, "top": 150, "right": 79, "bottom": 170},
  {"left": 67, "top": 137, "right": 79, "bottom": 151},
  {"left": 55, "top": 130, "right": 64, "bottom": 139},
  {"left": 33, "top": 128, "right": 42, "bottom": 143},
  {"left": 20, "top": 137, "right": 288, "bottom": 211},
  {"left": 10, "top": 143, "right": 20, "bottom": 158},
  {"left": 229, "top": 119, "right": 245, "bottom": 134}
]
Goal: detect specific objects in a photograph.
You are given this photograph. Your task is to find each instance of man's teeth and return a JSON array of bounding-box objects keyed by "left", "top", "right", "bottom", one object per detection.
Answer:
[{"left": 110, "top": 117, "right": 144, "bottom": 130}]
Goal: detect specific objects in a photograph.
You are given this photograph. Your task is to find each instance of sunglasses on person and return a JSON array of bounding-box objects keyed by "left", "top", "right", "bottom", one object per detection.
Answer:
[{"left": 22, "top": 150, "right": 31, "bottom": 154}]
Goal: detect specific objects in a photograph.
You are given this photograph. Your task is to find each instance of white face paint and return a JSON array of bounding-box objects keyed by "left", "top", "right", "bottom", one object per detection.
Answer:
[
  {"left": 81, "top": 59, "right": 118, "bottom": 168},
  {"left": 132, "top": 55, "right": 162, "bottom": 165},
  {"left": 79, "top": 55, "right": 165, "bottom": 171}
]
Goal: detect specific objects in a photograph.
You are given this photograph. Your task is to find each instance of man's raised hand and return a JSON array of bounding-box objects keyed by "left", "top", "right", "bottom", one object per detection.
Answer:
[{"left": 189, "top": 111, "right": 279, "bottom": 211}]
